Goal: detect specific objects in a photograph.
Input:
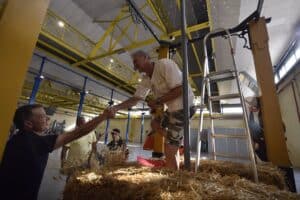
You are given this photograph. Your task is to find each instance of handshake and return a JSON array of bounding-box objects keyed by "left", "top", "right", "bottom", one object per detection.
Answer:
[{"left": 101, "top": 106, "right": 118, "bottom": 119}]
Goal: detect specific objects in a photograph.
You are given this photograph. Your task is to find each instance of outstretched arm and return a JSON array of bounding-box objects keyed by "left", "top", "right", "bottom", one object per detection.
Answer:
[
  {"left": 109, "top": 96, "right": 141, "bottom": 115},
  {"left": 53, "top": 109, "right": 111, "bottom": 149},
  {"left": 60, "top": 145, "right": 69, "bottom": 168}
]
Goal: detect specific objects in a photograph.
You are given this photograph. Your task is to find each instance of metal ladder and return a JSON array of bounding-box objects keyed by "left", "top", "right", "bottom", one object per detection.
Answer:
[{"left": 195, "top": 28, "right": 258, "bottom": 183}]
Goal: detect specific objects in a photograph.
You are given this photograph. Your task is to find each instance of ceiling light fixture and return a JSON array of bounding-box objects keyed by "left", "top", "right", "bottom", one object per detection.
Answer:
[
  {"left": 57, "top": 21, "right": 65, "bottom": 28},
  {"left": 110, "top": 58, "right": 114, "bottom": 63}
]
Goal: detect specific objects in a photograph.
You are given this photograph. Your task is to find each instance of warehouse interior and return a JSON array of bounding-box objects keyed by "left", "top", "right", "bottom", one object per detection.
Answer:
[{"left": 0, "top": 0, "right": 300, "bottom": 199}]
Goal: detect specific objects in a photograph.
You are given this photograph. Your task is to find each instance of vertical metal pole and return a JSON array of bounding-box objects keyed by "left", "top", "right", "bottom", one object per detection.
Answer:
[
  {"left": 77, "top": 77, "right": 88, "bottom": 119},
  {"left": 180, "top": 0, "right": 191, "bottom": 170},
  {"left": 140, "top": 103, "right": 145, "bottom": 144},
  {"left": 104, "top": 89, "right": 114, "bottom": 144},
  {"left": 29, "top": 57, "right": 46, "bottom": 104},
  {"left": 125, "top": 109, "right": 131, "bottom": 143}
]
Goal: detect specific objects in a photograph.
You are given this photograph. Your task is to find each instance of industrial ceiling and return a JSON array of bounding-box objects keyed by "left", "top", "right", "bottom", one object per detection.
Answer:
[{"left": 1, "top": 0, "right": 299, "bottom": 114}]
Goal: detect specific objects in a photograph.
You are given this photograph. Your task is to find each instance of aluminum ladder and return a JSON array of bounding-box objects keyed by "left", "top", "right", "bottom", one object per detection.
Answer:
[{"left": 195, "top": 28, "right": 258, "bottom": 183}]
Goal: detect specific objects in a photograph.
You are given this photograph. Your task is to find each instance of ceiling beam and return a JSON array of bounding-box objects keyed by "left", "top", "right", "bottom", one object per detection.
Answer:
[
  {"left": 37, "top": 35, "right": 135, "bottom": 93},
  {"left": 176, "top": 0, "right": 205, "bottom": 74},
  {"left": 146, "top": 0, "right": 167, "bottom": 33},
  {"left": 88, "top": 7, "right": 127, "bottom": 58},
  {"left": 73, "top": 22, "right": 209, "bottom": 65}
]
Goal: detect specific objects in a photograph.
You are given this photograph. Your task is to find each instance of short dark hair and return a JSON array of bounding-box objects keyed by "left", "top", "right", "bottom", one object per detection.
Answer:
[
  {"left": 13, "top": 104, "right": 44, "bottom": 130},
  {"left": 111, "top": 128, "right": 120, "bottom": 134}
]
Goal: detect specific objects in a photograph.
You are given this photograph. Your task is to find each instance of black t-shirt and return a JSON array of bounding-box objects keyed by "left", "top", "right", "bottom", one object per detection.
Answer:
[
  {"left": 107, "top": 138, "right": 124, "bottom": 151},
  {"left": 0, "top": 131, "right": 58, "bottom": 200}
]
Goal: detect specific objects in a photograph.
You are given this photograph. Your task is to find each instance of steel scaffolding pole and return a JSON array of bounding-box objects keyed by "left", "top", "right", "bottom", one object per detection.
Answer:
[
  {"left": 77, "top": 77, "right": 87, "bottom": 119},
  {"left": 104, "top": 89, "right": 114, "bottom": 144},
  {"left": 125, "top": 109, "right": 131, "bottom": 143},
  {"left": 180, "top": 0, "right": 191, "bottom": 170},
  {"left": 29, "top": 57, "right": 46, "bottom": 104},
  {"left": 140, "top": 103, "right": 145, "bottom": 144}
]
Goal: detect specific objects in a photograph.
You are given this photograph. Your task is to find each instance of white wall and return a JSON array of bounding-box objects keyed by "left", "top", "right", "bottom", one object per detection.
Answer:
[{"left": 277, "top": 66, "right": 300, "bottom": 167}]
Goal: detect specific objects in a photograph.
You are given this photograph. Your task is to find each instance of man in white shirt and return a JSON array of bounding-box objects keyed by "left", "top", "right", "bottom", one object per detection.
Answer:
[{"left": 108, "top": 50, "right": 195, "bottom": 170}]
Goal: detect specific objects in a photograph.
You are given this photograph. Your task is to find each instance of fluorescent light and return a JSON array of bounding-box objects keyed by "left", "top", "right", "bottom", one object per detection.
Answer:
[
  {"left": 131, "top": 110, "right": 150, "bottom": 116},
  {"left": 222, "top": 107, "right": 243, "bottom": 114},
  {"left": 279, "top": 65, "right": 287, "bottom": 78},
  {"left": 285, "top": 54, "right": 296, "bottom": 72},
  {"left": 274, "top": 75, "right": 279, "bottom": 84},
  {"left": 57, "top": 21, "right": 65, "bottom": 28},
  {"left": 295, "top": 48, "right": 300, "bottom": 60},
  {"left": 196, "top": 109, "right": 209, "bottom": 114}
]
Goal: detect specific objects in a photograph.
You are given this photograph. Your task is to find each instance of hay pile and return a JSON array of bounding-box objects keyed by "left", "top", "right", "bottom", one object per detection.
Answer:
[
  {"left": 63, "top": 161, "right": 300, "bottom": 200},
  {"left": 103, "top": 150, "right": 127, "bottom": 166},
  {"left": 198, "top": 160, "right": 287, "bottom": 189}
]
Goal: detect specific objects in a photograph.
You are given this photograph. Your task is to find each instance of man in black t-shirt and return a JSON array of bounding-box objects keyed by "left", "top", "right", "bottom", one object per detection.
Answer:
[
  {"left": 107, "top": 128, "right": 125, "bottom": 151},
  {"left": 0, "top": 104, "right": 111, "bottom": 200}
]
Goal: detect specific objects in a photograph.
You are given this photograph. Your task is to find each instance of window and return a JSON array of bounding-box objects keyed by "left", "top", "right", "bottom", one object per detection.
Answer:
[
  {"left": 222, "top": 107, "right": 243, "bottom": 114},
  {"left": 279, "top": 65, "right": 287, "bottom": 78},
  {"left": 285, "top": 54, "right": 296, "bottom": 72},
  {"left": 274, "top": 74, "right": 279, "bottom": 84},
  {"left": 295, "top": 47, "right": 300, "bottom": 60},
  {"left": 275, "top": 40, "right": 299, "bottom": 83}
]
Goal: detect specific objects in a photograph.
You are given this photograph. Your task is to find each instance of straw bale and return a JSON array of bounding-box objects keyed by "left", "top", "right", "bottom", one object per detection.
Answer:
[{"left": 63, "top": 161, "right": 300, "bottom": 200}]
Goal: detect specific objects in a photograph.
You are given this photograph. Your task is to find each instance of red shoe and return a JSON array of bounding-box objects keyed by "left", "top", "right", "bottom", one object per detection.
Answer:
[{"left": 137, "top": 156, "right": 165, "bottom": 168}]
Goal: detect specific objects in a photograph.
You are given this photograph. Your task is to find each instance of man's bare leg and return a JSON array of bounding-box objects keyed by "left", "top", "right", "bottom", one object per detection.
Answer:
[{"left": 165, "top": 143, "right": 180, "bottom": 170}]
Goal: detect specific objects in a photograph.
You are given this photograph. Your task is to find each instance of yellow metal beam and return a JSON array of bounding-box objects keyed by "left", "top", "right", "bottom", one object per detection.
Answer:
[
  {"left": 47, "top": 10, "right": 95, "bottom": 45},
  {"left": 37, "top": 37, "right": 135, "bottom": 93},
  {"left": 249, "top": 18, "right": 290, "bottom": 166},
  {"left": 88, "top": 8, "right": 127, "bottom": 57},
  {"left": 108, "top": 35, "right": 114, "bottom": 51},
  {"left": 41, "top": 30, "right": 87, "bottom": 58},
  {"left": 168, "top": 21, "right": 209, "bottom": 38},
  {"left": 189, "top": 73, "right": 203, "bottom": 78},
  {"left": 187, "top": 33, "right": 203, "bottom": 73},
  {"left": 158, "top": 46, "right": 169, "bottom": 59},
  {"left": 141, "top": 10, "right": 166, "bottom": 33},
  {"left": 134, "top": 24, "right": 139, "bottom": 41},
  {"left": 73, "top": 23, "right": 209, "bottom": 65},
  {"left": 146, "top": 0, "right": 167, "bottom": 33},
  {"left": 45, "top": 9, "right": 136, "bottom": 81},
  {"left": 111, "top": 20, "right": 134, "bottom": 50},
  {"left": 73, "top": 38, "right": 156, "bottom": 66},
  {"left": 175, "top": 1, "right": 204, "bottom": 93},
  {"left": 0, "top": 0, "right": 50, "bottom": 160},
  {"left": 37, "top": 40, "right": 78, "bottom": 62}
]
